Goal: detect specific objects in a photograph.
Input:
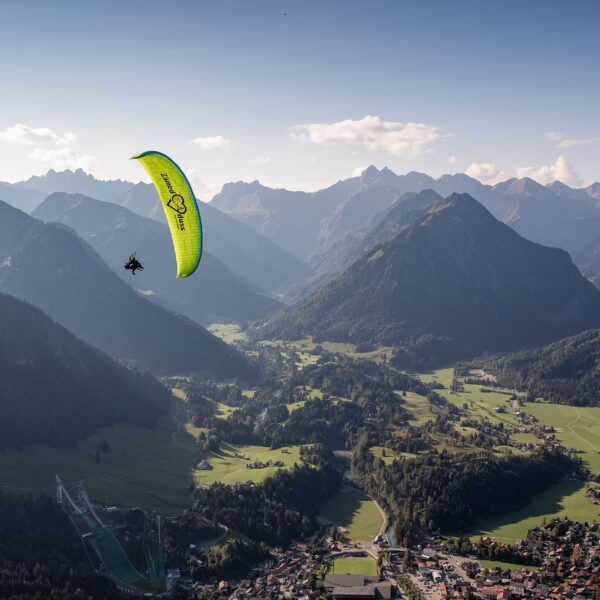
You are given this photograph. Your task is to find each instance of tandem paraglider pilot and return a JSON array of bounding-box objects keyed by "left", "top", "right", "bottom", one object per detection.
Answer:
[{"left": 124, "top": 253, "right": 144, "bottom": 275}]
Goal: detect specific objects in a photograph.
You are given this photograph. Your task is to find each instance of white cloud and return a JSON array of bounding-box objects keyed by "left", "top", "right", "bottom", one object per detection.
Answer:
[
  {"left": 249, "top": 156, "right": 271, "bottom": 165},
  {"left": 0, "top": 123, "right": 95, "bottom": 172},
  {"left": 448, "top": 154, "right": 457, "bottom": 165},
  {"left": 0, "top": 123, "right": 77, "bottom": 147},
  {"left": 557, "top": 138, "right": 593, "bottom": 149},
  {"left": 28, "top": 146, "right": 96, "bottom": 171},
  {"left": 186, "top": 168, "right": 221, "bottom": 201},
  {"left": 191, "top": 135, "right": 230, "bottom": 150},
  {"left": 544, "top": 131, "right": 597, "bottom": 149},
  {"left": 516, "top": 156, "right": 582, "bottom": 186},
  {"left": 465, "top": 162, "right": 505, "bottom": 184},
  {"left": 352, "top": 165, "right": 367, "bottom": 177},
  {"left": 544, "top": 131, "right": 563, "bottom": 142},
  {"left": 291, "top": 115, "right": 442, "bottom": 157}
]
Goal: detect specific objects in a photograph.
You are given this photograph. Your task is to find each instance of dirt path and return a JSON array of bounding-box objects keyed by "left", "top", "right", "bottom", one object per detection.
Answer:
[
  {"left": 374, "top": 500, "right": 388, "bottom": 538},
  {"left": 566, "top": 409, "right": 599, "bottom": 452}
]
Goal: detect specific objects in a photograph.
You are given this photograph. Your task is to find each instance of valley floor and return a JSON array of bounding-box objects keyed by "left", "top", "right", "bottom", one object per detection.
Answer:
[
  {"left": 0, "top": 415, "right": 197, "bottom": 513},
  {"left": 416, "top": 368, "right": 600, "bottom": 543}
]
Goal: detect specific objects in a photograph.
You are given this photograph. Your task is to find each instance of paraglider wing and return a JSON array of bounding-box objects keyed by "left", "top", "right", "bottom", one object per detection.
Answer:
[{"left": 131, "top": 150, "right": 203, "bottom": 278}]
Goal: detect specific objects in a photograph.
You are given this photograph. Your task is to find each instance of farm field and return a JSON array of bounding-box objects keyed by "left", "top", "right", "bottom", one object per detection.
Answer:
[
  {"left": 193, "top": 443, "right": 302, "bottom": 485},
  {"left": 207, "top": 323, "right": 245, "bottom": 344},
  {"left": 330, "top": 556, "right": 378, "bottom": 576},
  {"left": 0, "top": 416, "right": 197, "bottom": 513},
  {"left": 319, "top": 489, "right": 383, "bottom": 542},
  {"left": 469, "top": 480, "right": 594, "bottom": 543}
]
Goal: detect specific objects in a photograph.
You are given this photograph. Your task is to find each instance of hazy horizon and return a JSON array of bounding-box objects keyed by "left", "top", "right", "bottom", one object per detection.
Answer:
[{"left": 0, "top": 0, "right": 598, "bottom": 198}]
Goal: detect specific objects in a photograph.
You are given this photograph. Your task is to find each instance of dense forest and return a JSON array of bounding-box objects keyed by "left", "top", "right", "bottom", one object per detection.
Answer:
[
  {"left": 163, "top": 512, "right": 272, "bottom": 580},
  {"left": 0, "top": 492, "right": 122, "bottom": 599},
  {"left": 193, "top": 354, "right": 443, "bottom": 451},
  {"left": 0, "top": 293, "right": 168, "bottom": 448},
  {"left": 476, "top": 329, "right": 600, "bottom": 406},
  {"left": 352, "top": 437, "right": 573, "bottom": 540},
  {"left": 193, "top": 450, "right": 342, "bottom": 545}
]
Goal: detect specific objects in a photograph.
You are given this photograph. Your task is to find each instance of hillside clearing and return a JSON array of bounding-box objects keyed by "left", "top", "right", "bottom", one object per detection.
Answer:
[
  {"left": 468, "top": 480, "right": 594, "bottom": 543},
  {"left": 194, "top": 443, "right": 303, "bottom": 485},
  {"left": 318, "top": 489, "right": 383, "bottom": 542},
  {"left": 208, "top": 323, "right": 245, "bottom": 344},
  {"left": 0, "top": 416, "right": 197, "bottom": 513}
]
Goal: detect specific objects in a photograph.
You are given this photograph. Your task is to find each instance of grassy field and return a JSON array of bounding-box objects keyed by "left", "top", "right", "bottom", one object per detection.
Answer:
[
  {"left": 194, "top": 443, "right": 302, "bottom": 485},
  {"left": 370, "top": 446, "right": 415, "bottom": 464},
  {"left": 470, "top": 480, "right": 594, "bottom": 543},
  {"left": 397, "top": 390, "right": 439, "bottom": 425},
  {"left": 319, "top": 489, "right": 383, "bottom": 542},
  {"left": 417, "top": 370, "right": 600, "bottom": 473},
  {"left": 525, "top": 403, "right": 600, "bottom": 475},
  {"left": 441, "top": 385, "right": 517, "bottom": 427},
  {"left": 417, "top": 369, "right": 515, "bottom": 426},
  {"left": 418, "top": 368, "right": 454, "bottom": 387},
  {"left": 207, "top": 323, "right": 245, "bottom": 344},
  {"left": 330, "top": 556, "right": 378, "bottom": 576},
  {"left": 211, "top": 400, "right": 237, "bottom": 420},
  {"left": 286, "top": 400, "right": 307, "bottom": 413},
  {"left": 272, "top": 338, "right": 394, "bottom": 364},
  {"left": 306, "top": 387, "right": 324, "bottom": 399},
  {"left": 479, "top": 559, "right": 539, "bottom": 572},
  {"left": 419, "top": 369, "right": 600, "bottom": 541},
  {"left": 0, "top": 416, "right": 197, "bottom": 514}
]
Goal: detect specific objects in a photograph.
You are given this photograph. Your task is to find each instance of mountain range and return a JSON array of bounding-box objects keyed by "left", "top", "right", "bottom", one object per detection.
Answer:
[
  {"left": 32, "top": 193, "right": 281, "bottom": 324},
  {"left": 257, "top": 194, "right": 600, "bottom": 368},
  {"left": 211, "top": 166, "right": 600, "bottom": 270},
  {"left": 0, "top": 292, "right": 169, "bottom": 447},
  {"left": 0, "top": 200, "right": 254, "bottom": 379},
  {"left": 5, "top": 167, "right": 600, "bottom": 292},
  {"left": 1, "top": 169, "right": 312, "bottom": 293}
]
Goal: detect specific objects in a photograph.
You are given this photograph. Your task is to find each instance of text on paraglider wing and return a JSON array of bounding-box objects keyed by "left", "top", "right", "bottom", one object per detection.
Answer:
[{"left": 161, "top": 173, "right": 187, "bottom": 230}]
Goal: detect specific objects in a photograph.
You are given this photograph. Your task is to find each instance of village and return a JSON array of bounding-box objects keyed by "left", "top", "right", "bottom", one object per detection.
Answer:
[{"left": 175, "top": 516, "right": 599, "bottom": 600}]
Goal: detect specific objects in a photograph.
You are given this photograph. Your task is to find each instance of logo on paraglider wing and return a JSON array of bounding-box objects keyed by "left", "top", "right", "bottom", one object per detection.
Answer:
[{"left": 167, "top": 194, "right": 187, "bottom": 214}]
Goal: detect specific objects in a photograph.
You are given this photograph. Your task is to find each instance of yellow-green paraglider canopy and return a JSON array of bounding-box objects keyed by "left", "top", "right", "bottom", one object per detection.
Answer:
[{"left": 131, "top": 150, "right": 203, "bottom": 278}]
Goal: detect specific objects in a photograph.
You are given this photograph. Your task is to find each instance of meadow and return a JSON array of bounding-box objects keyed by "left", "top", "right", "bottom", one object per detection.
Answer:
[
  {"left": 193, "top": 443, "right": 303, "bottom": 485},
  {"left": 370, "top": 446, "right": 416, "bottom": 464},
  {"left": 318, "top": 489, "right": 383, "bottom": 542},
  {"left": 207, "top": 323, "right": 245, "bottom": 344},
  {"left": 525, "top": 402, "right": 600, "bottom": 475},
  {"left": 397, "top": 390, "right": 439, "bottom": 426},
  {"left": 470, "top": 480, "right": 592, "bottom": 543},
  {"left": 418, "top": 369, "right": 600, "bottom": 541},
  {"left": 0, "top": 416, "right": 197, "bottom": 514}
]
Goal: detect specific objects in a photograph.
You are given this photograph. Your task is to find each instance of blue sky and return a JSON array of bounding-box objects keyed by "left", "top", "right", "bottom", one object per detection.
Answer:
[{"left": 0, "top": 0, "right": 598, "bottom": 196}]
